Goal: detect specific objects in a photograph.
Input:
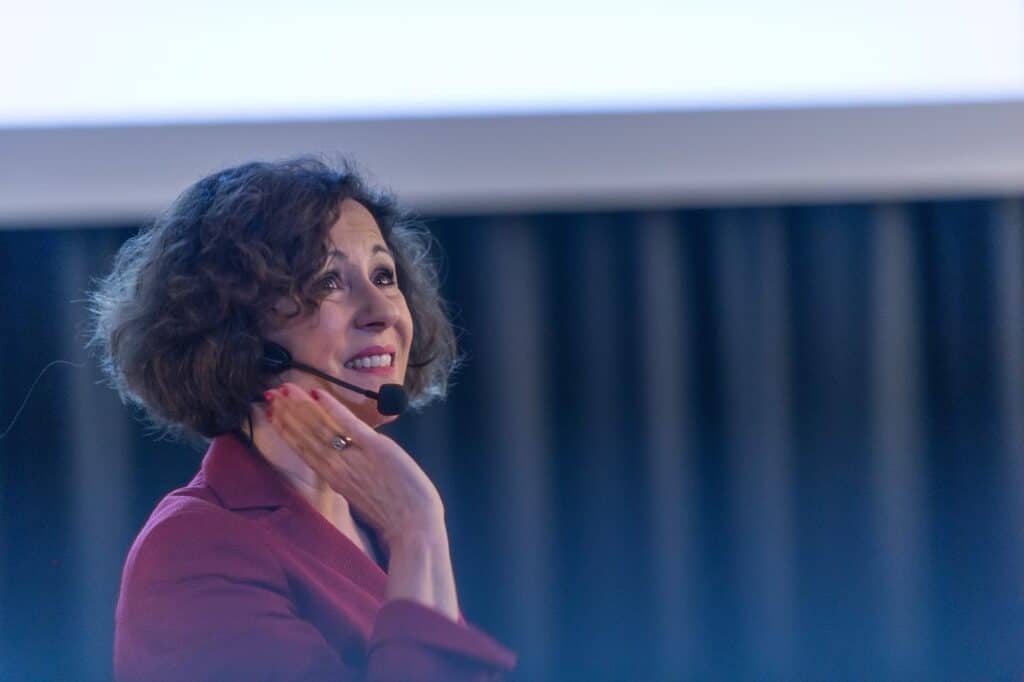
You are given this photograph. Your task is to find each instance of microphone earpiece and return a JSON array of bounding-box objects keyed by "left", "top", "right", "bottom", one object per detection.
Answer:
[
  {"left": 259, "top": 341, "right": 408, "bottom": 417},
  {"left": 261, "top": 341, "right": 293, "bottom": 372}
]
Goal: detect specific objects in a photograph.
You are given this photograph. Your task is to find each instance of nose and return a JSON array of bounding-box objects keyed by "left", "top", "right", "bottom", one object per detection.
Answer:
[{"left": 351, "top": 277, "right": 400, "bottom": 332}]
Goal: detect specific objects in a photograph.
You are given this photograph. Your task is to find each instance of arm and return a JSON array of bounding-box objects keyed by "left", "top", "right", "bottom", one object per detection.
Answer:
[
  {"left": 385, "top": 526, "right": 459, "bottom": 619},
  {"left": 368, "top": 526, "right": 517, "bottom": 680}
]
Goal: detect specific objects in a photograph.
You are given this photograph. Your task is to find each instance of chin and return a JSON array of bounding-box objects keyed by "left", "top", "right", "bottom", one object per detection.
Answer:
[{"left": 339, "top": 392, "right": 398, "bottom": 430}]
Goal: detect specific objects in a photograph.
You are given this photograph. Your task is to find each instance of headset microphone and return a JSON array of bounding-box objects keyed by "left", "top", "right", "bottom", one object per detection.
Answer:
[{"left": 260, "top": 341, "right": 409, "bottom": 416}]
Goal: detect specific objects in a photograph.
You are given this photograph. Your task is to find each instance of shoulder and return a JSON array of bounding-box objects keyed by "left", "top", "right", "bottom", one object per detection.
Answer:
[
  {"left": 118, "top": 492, "right": 286, "bottom": 616},
  {"left": 113, "top": 492, "right": 352, "bottom": 680}
]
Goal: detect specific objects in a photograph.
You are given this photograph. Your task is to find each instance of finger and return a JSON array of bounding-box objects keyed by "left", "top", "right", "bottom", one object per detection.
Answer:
[
  {"left": 274, "top": 384, "right": 364, "bottom": 453},
  {"left": 270, "top": 397, "right": 383, "bottom": 504},
  {"left": 295, "top": 382, "right": 380, "bottom": 442},
  {"left": 269, "top": 387, "right": 375, "bottom": 483},
  {"left": 272, "top": 386, "right": 336, "bottom": 439},
  {"left": 266, "top": 395, "right": 337, "bottom": 473}
]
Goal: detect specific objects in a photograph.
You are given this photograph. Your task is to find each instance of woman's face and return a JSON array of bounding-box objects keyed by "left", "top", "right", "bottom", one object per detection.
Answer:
[{"left": 265, "top": 198, "right": 414, "bottom": 429}]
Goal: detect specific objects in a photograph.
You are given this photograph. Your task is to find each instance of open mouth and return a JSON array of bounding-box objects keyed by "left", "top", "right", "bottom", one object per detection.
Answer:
[{"left": 343, "top": 352, "right": 395, "bottom": 370}]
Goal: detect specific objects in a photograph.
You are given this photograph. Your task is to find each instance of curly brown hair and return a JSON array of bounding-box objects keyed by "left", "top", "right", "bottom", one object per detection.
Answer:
[{"left": 89, "top": 156, "right": 462, "bottom": 439}]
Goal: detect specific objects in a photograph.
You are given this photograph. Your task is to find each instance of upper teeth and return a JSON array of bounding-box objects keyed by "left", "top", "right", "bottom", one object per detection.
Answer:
[{"left": 344, "top": 354, "right": 393, "bottom": 369}]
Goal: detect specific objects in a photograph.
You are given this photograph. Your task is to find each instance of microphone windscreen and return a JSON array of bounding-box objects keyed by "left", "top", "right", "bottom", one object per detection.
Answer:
[{"left": 376, "top": 384, "right": 408, "bottom": 416}]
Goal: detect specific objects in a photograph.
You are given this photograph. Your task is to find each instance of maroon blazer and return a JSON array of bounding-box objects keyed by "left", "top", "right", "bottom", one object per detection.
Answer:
[{"left": 114, "top": 433, "right": 517, "bottom": 681}]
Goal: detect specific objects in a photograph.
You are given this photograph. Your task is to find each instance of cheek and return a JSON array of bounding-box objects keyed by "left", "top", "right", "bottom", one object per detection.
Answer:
[
  {"left": 284, "top": 308, "right": 347, "bottom": 356},
  {"left": 317, "top": 303, "right": 350, "bottom": 335},
  {"left": 400, "top": 301, "right": 414, "bottom": 345},
  {"left": 403, "top": 320, "right": 414, "bottom": 355},
  {"left": 313, "top": 310, "right": 350, "bottom": 356}
]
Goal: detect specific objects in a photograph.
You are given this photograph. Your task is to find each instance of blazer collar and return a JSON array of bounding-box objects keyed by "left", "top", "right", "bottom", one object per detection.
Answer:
[{"left": 200, "top": 431, "right": 294, "bottom": 510}]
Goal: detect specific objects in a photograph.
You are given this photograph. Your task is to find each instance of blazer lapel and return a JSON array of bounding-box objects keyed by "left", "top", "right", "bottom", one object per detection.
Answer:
[{"left": 200, "top": 433, "right": 388, "bottom": 600}]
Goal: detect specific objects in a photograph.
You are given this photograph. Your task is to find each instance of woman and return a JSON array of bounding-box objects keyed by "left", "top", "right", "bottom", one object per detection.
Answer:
[{"left": 91, "top": 157, "right": 518, "bottom": 680}]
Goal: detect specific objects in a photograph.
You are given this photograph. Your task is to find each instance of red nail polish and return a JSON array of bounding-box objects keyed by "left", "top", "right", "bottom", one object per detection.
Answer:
[
  {"left": 310, "top": 389, "right": 319, "bottom": 401},
  {"left": 281, "top": 386, "right": 290, "bottom": 396},
  {"left": 265, "top": 408, "right": 273, "bottom": 419},
  {"left": 263, "top": 390, "right": 274, "bottom": 402}
]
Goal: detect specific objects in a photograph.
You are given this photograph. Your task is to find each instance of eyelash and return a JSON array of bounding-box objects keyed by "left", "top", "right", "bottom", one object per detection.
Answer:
[{"left": 318, "top": 267, "right": 397, "bottom": 291}]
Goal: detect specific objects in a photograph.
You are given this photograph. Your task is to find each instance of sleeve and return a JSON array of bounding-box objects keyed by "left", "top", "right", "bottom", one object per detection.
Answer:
[
  {"left": 114, "top": 510, "right": 518, "bottom": 682},
  {"left": 368, "top": 599, "right": 518, "bottom": 681}
]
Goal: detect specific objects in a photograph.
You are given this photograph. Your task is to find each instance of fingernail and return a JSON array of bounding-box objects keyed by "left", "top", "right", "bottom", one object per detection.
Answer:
[
  {"left": 264, "top": 407, "right": 273, "bottom": 419},
  {"left": 310, "top": 389, "right": 319, "bottom": 401},
  {"left": 281, "top": 386, "right": 290, "bottom": 397},
  {"left": 263, "top": 390, "right": 274, "bottom": 403}
]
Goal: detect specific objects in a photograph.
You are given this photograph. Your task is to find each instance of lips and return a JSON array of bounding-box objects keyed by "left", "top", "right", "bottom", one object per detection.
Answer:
[
  {"left": 342, "top": 344, "right": 398, "bottom": 377},
  {"left": 344, "top": 345, "right": 397, "bottom": 363}
]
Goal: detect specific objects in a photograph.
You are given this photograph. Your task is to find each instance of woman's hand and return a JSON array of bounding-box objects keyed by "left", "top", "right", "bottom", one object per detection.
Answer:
[
  {"left": 264, "top": 381, "right": 461, "bottom": 619},
  {"left": 263, "top": 382, "right": 445, "bottom": 550}
]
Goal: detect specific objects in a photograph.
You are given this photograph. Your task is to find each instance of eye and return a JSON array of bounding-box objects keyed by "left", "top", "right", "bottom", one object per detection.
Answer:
[
  {"left": 373, "top": 267, "right": 397, "bottom": 287},
  {"left": 316, "top": 271, "right": 344, "bottom": 291}
]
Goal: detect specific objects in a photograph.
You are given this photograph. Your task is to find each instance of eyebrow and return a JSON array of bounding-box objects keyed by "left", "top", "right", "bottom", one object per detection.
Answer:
[{"left": 326, "top": 244, "right": 393, "bottom": 261}]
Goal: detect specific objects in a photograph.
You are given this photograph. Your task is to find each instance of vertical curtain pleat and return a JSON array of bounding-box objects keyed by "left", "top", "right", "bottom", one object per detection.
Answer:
[
  {"left": 569, "top": 214, "right": 636, "bottom": 679},
  {"left": 789, "top": 207, "right": 873, "bottom": 676},
  {"left": 60, "top": 230, "right": 134, "bottom": 679},
  {"left": 869, "top": 204, "right": 928, "bottom": 672},
  {"left": 474, "top": 218, "right": 554, "bottom": 682},
  {"left": 636, "top": 211, "right": 695, "bottom": 680},
  {"left": 994, "top": 200, "right": 1024, "bottom": 599},
  {"left": 713, "top": 208, "right": 796, "bottom": 678}
]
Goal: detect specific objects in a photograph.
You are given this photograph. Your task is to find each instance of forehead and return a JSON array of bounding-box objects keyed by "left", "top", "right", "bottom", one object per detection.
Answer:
[{"left": 329, "top": 198, "right": 385, "bottom": 249}]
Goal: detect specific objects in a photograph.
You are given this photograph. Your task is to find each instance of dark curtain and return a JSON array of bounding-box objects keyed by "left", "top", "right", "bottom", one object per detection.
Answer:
[{"left": 1, "top": 198, "right": 1022, "bottom": 680}]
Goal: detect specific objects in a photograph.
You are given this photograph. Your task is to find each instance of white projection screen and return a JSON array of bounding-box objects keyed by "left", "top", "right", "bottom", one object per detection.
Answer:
[{"left": 2, "top": 1, "right": 1024, "bottom": 225}]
